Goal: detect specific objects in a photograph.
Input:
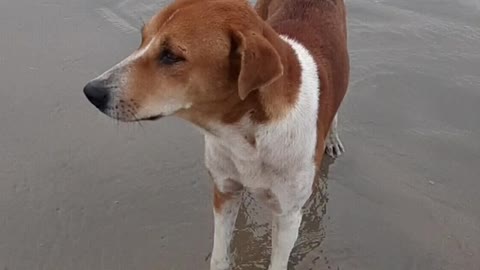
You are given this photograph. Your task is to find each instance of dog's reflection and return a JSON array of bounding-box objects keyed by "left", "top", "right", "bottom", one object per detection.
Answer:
[{"left": 230, "top": 156, "right": 335, "bottom": 269}]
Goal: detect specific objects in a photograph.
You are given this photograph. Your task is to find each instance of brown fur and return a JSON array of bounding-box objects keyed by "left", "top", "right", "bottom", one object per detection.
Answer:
[
  {"left": 113, "top": 0, "right": 347, "bottom": 166},
  {"left": 213, "top": 184, "right": 235, "bottom": 212},
  {"left": 127, "top": 0, "right": 349, "bottom": 166},
  {"left": 255, "top": 0, "right": 350, "bottom": 165},
  {"left": 116, "top": 0, "right": 302, "bottom": 129},
  {"left": 212, "top": 179, "right": 243, "bottom": 212},
  {"left": 85, "top": 1, "right": 349, "bottom": 244}
]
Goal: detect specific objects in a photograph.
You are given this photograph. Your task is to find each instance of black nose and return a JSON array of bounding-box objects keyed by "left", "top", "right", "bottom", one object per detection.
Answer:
[{"left": 83, "top": 80, "right": 111, "bottom": 111}]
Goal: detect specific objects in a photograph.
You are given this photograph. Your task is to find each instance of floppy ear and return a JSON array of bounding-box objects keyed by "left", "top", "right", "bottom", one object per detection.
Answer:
[{"left": 231, "top": 30, "right": 284, "bottom": 100}]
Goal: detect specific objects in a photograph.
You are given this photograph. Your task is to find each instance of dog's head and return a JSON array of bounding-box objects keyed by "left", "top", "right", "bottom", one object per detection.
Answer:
[{"left": 83, "top": 0, "right": 283, "bottom": 124}]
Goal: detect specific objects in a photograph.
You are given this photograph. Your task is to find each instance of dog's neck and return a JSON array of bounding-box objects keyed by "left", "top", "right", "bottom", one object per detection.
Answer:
[
  {"left": 199, "top": 33, "right": 320, "bottom": 163},
  {"left": 258, "top": 26, "right": 302, "bottom": 122}
]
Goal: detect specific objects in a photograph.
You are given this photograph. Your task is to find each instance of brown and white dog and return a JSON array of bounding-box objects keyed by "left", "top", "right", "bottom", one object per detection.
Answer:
[{"left": 84, "top": 0, "right": 349, "bottom": 268}]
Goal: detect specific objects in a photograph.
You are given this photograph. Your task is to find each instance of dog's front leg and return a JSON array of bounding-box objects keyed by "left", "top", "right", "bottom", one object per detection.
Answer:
[
  {"left": 268, "top": 170, "right": 314, "bottom": 270},
  {"left": 210, "top": 182, "right": 243, "bottom": 270},
  {"left": 269, "top": 209, "right": 303, "bottom": 270}
]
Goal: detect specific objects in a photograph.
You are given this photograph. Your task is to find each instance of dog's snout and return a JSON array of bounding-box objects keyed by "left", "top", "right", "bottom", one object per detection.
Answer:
[{"left": 84, "top": 80, "right": 111, "bottom": 111}]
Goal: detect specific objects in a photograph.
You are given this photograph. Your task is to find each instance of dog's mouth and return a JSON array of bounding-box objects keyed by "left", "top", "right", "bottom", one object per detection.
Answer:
[{"left": 142, "top": 115, "right": 164, "bottom": 121}]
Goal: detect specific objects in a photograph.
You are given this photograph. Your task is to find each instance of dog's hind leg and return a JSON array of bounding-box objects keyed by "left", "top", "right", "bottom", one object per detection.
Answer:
[{"left": 325, "top": 113, "right": 345, "bottom": 158}]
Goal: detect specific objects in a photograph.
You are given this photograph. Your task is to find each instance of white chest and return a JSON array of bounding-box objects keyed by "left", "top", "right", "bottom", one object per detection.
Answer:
[{"left": 205, "top": 36, "right": 320, "bottom": 191}]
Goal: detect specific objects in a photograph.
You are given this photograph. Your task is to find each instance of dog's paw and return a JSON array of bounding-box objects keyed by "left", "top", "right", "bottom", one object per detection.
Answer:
[
  {"left": 325, "top": 134, "right": 345, "bottom": 158},
  {"left": 210, "top": 258, "right": 231, "bottom": 270},
  {"left": 268, "top": 264, "right": 288, "bottom": 270}
]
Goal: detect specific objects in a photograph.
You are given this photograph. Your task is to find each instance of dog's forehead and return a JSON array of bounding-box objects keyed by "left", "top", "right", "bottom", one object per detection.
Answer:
[
  {"left": 145, "top": 0, "right": 253, "bottom": 37},
  {"left": 140, "top": 7, "right": 233, "bottom": 56}
]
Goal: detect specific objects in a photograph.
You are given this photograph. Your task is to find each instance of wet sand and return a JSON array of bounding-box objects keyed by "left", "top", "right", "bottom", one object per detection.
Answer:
[{"left": 1, "top": 0, "right": 479, "bottom": 269}]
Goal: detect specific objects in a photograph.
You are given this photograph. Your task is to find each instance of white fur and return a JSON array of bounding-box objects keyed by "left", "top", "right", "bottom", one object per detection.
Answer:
[
  {"left": 90, "top": 36, "right": 157, "bottom": 116},
  {"left": 92, "top": 37, "right": 192, "bottom": 118},
  {"left": 140, "top": 98, "right": 192, "bottom": 118},
  {"left": 206, "top": 36, "right": 320, "bottom": 270},
  {"left": 94, "top": 36, "right": 156, "bottom": 82}
]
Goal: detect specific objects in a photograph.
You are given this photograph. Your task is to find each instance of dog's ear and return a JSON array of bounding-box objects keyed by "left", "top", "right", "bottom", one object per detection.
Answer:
[{"left": 230, "top": 30, "right": 283, "bottom": 100}]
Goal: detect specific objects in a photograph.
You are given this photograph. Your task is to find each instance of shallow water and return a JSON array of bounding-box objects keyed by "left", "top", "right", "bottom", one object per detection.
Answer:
[{"left": 1, "top": 0, "right": 479, "bottom": 269}]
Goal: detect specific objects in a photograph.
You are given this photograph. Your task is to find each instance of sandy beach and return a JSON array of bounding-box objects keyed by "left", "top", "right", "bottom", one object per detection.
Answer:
[{"left": 1, "top": 0, "right": 479, "bottom": 269}]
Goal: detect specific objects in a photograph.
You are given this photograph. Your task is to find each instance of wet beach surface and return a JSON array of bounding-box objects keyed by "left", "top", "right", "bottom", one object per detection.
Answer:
[{"left": 1, "top": 0, "right": 479, "bottom": 269}]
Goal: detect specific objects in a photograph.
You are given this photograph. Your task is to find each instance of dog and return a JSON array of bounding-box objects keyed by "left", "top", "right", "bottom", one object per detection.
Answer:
[{"left": 83, "top": 0, "right": 349, "bottom": 268}]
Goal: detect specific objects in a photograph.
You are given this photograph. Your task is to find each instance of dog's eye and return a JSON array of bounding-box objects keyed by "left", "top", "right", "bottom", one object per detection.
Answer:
[{"left": 159, "top": 50, "right": 184, "bottom": 65}]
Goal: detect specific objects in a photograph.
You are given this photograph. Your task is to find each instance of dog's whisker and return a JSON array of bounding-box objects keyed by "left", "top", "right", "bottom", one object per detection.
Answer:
[{"left": 132, "top": 114, "right": 145, "bottom": 131}]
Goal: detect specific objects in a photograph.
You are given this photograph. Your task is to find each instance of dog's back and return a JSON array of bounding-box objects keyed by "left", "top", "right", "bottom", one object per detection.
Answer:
[{"left": 256, "top": 0, "right": 349, "bottom": 164}]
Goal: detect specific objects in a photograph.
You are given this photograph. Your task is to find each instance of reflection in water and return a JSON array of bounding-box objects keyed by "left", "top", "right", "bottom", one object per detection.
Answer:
[{"left": 231, "top": 157, "right": 336, "bottom": 270}]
